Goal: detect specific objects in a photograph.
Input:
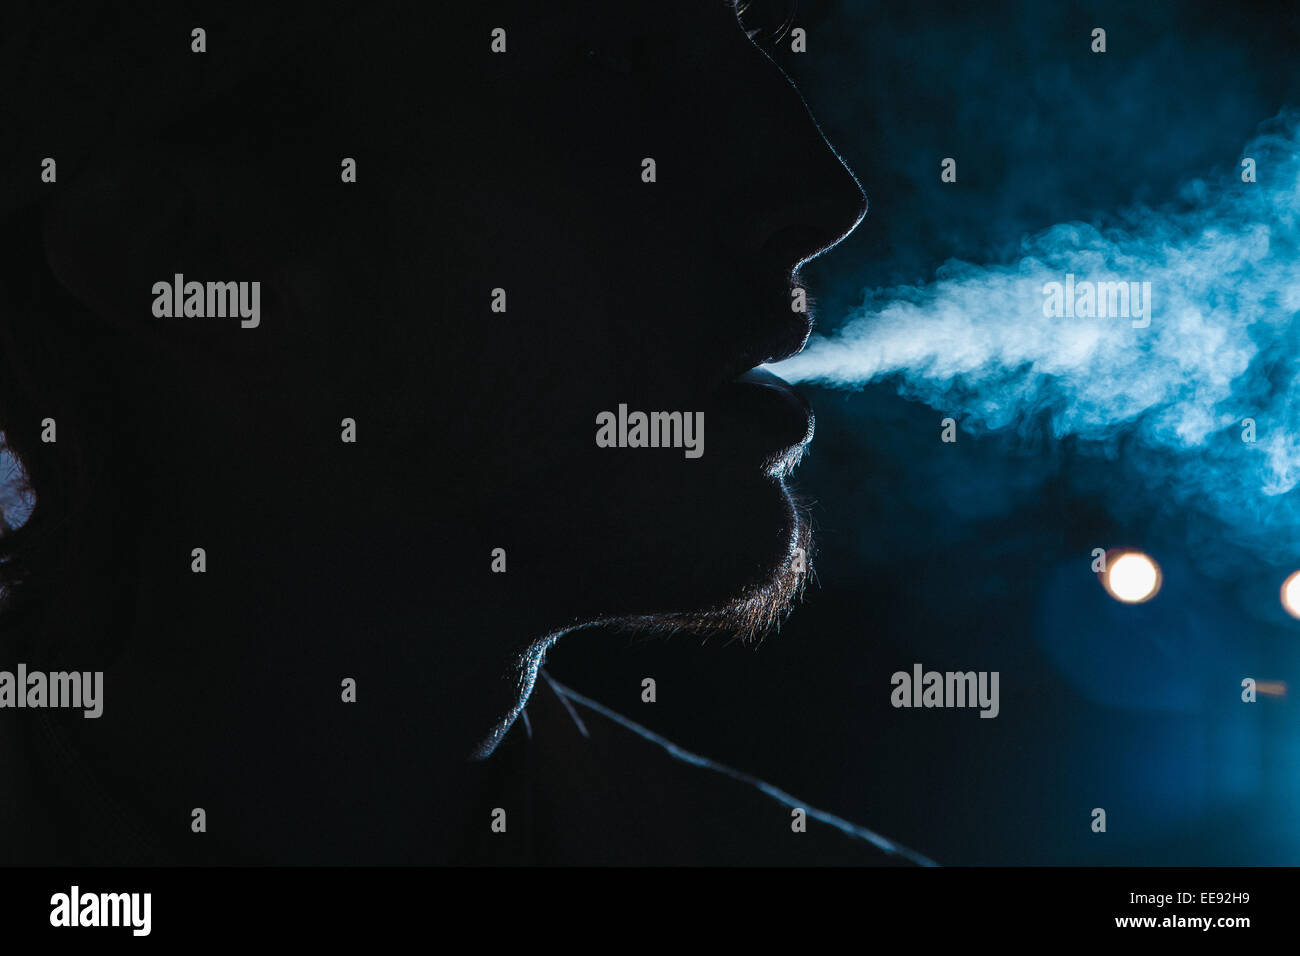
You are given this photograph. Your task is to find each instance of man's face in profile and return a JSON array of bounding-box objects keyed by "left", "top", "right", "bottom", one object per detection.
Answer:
[
  {"left": 416, "top": 1, "right": 867, "bottom": 639},
  {"left": 33, "top": 0, "right": 865, "bottom": 764}
]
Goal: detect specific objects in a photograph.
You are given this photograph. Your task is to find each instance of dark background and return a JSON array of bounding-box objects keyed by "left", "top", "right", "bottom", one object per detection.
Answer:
[{"left": 549, "top": 0, "right": 1300, "bottom": 865}]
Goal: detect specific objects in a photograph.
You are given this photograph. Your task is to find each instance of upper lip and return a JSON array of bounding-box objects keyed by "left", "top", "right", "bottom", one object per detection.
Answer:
[
  {"left": 710, "top": 284, "right": 812, "bottom": 392},
  {"left": 708, "top": 224, "right": 827, "bottom": 391}
]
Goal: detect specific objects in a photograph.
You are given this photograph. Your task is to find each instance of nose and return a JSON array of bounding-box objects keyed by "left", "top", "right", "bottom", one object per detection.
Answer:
[
  {"left": 742, "top": 74, "right": 868, "bottom": 274},
  {"left": 732, "top": 71, "right": 866, "bottom": 366}
]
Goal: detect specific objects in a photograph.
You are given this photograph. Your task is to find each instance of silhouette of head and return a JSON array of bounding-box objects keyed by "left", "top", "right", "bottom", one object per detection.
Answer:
[{"left": 0, "top": 1, "right": 864, "bottom": 859}]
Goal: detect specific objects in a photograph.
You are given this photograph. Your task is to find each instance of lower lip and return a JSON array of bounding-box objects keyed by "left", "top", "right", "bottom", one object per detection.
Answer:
[{"left": 711, "top": 368, "right": 814, "bottom": 470}]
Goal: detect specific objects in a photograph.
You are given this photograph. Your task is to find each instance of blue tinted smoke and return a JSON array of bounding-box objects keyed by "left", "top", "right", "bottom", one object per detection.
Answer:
[{"left": 770, "top": 110, "right": 1300, "bottom": 568}]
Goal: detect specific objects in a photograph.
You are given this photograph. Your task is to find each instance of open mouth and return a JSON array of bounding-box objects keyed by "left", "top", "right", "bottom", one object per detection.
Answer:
[{"left": 700, "top": 261, "right": 818, "bottom": 475}]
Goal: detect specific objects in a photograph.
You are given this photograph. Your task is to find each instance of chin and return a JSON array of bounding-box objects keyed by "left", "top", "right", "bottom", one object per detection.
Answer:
[{"left": 603, "top": 479, "right": 814, "bottom": 643}]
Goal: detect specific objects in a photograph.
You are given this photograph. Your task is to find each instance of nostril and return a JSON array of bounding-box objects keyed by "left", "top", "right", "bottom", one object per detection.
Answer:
[
  {"left": 754, "top": 182, "right": 867, "bottom": 272},
  {"left": 759, "top": 222, "right": 841, "bottom": 275}
]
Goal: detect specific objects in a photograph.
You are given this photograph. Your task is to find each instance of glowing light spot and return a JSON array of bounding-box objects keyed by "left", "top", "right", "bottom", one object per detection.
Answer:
[
  {"left": 1103, "top": 551, "right": 1161, "bottom": 603},
  {"left": 1280, "top": 571, "right": 1300, "bottom": 619}
]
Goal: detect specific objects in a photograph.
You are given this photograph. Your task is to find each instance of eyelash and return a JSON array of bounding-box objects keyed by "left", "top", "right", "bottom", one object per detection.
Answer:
[{"left": 735, "top": 0, "right": 800, "bottom": 44}]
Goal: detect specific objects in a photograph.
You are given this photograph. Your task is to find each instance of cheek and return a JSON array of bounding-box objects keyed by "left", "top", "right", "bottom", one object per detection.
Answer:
[{"left": 425, "top": 205, "right": 622, "bottom": 473}]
